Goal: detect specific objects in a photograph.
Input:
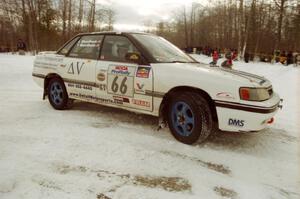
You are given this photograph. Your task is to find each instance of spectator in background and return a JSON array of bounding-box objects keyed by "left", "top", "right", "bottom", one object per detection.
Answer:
[
  {"left": 286, "top": 51, "right": 293, "bottom": 65},
  {"left": 232, "top": 49, "right": 238, "bottom": 61},
  {"left": 244, "top": 52, "right": 250, "bottom": 63},
  {"left": 221, "top": 50, "right": 233, "bottom": 69},
  {"left": 273, "top": 50, "right": 280, "bottom": 63},
  {"left": 280, "top": 50, "right": 287, "bottom": 65},
  {"left": 295, "top": 53, "right": 300, "bottom": 67},
  {"left": 17, "top": 39, "right": 26, "bottom": 55},
  {"left": 210, "top": 49, "right": 219, "bottom": 66}
]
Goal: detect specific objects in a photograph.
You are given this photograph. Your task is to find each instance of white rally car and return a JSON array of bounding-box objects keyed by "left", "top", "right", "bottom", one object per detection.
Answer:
[{"left": 32, "top": 32, "right": 282, "bottom": 144}]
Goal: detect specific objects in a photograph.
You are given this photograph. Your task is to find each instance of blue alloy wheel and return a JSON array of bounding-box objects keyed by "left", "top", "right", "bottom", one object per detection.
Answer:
[
  {"left": 48, "top": 77, "right": 71, "bottom": 110},
  {"left": 171, "top": 101, "right": 195, "bottom": 136},
  {"left": 50, "top": 81, "right": 64, "bottom": 105},
  {"left": 167, "top": 92, "right": 214, "bottom": 144}
]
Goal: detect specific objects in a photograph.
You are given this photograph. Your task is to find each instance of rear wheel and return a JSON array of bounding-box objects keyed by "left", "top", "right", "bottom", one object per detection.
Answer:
[
  {"left": 167, "top": 92, "right": 214, "bottom": 144},
  {"left": 47, "top": 78, "right": 70, "bottom": 110}
]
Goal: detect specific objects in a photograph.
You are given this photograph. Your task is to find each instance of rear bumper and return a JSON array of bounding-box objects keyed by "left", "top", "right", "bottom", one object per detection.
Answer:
[{"left": 215, "top": 93, "right": 282, "bottom": 132}]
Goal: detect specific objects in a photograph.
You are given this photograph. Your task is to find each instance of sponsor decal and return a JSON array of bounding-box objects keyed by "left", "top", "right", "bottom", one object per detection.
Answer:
[
  {"left": 78, "top": 40, "right": 102, "bottom": 48},
  {"left": 216, "top": 92, "right": 235, "bottom": 100},
  {"left": 97, "top": 72, "right": 106, "bottom": 81},
  {"left": 67, "top": 83, "right": 93, "bottom": 91},
  {"left": 69, "top": 93, "right": 123, "bottom": 105},
  {"left": 98, "top": 84, "right": 106, "bottom": 91},
  {"left": 228, "top": 118, "right": 245, "bottom": 127},
  {"left": 68, "top": 62, "right": 84, "bottom": 75},
  {"left": 132, "top": 99, "right": 150, "bottom": 107},
  {"left": 111, "top": 66, "right": 130, "bottom": 76},
  {"left": 135, "top": 83, "right": 145, "bottom": 94},
  {"left": 35, "top": 56, "right": 63, "bottom": 63},
  {"left": 34, "top": 59, "right": 58, "bottom": 69},
  {"left": 136, "top": 83, "right": 144, "bottom": 90},
  {"left": 136, "top": 67, "right": 151, "bottom": 78},
  {"left": 113, "top": 96, "right": 130, "bottom": 104},
  {"left": 67, "top": 81, "right": 105, "bottom": 91}
]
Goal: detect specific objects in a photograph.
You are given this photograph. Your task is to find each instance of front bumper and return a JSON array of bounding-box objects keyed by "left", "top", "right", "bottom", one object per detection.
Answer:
[{"left": 215, "top": 93, "right": 282, "bottom": 132}]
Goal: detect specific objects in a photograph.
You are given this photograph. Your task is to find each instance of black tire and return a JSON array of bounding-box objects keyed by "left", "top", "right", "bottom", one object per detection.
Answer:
[
  {"left": 167, "top": 92, "right": 214, "bottom": 145},
  {"left": 47, "top": 77, "right": 69, "bottom": 110}
]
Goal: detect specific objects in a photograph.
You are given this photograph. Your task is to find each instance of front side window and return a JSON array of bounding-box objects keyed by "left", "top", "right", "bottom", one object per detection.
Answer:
[
  {"left": 100, "top": 35, "right": 139, "bottom": 62},
  {"left": 68, "top": 35, "right": 103, "bottom": 59},
  {"left": 132, "top": 34, "right": 197, "bottom": 63}
]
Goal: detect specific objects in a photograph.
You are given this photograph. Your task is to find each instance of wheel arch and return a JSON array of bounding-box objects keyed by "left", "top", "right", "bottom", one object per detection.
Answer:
[
  {"left": 43, "top": 73, "right": 64, "bottom": 99},
  {"left": 159, "top": 86, "right": 218, "bottom": 127}
]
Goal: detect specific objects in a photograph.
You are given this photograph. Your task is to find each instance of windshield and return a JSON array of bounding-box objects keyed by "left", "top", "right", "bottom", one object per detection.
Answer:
[{"left": 132, "top": 34, "right": 198, "bottom": 63}]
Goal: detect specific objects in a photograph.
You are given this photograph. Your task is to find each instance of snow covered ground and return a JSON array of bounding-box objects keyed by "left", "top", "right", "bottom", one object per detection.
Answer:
[{"left": 0, "top": 53, "right": 299, "bottom": 199}]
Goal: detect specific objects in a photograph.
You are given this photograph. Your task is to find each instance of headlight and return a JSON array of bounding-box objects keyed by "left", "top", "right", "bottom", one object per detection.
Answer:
[{"left": 239, "top": 87, "right": 272, "bottom": 101}]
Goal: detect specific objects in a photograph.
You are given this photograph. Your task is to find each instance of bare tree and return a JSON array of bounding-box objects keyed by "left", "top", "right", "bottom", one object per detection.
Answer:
[
  {"left": 62, "top": 0, "right": 67, "bottom": 41},
  {"left": 88, "top": 0, "right": 96, "bottom": 32},
  {"left": 68, "top": 0, "right": 72, "bottom": 37},
  {"left": 274, "top": 0, "right": 288, "bottom": 48}
]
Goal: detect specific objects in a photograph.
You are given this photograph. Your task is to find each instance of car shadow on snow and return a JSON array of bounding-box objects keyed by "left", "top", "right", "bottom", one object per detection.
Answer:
[
  {"left": 201, "top": 128, "right": 298, "bottom": 156},
  {"left": 71, "top": 101, "right": 297, "bottom": 156},
  {"left": 71, "top": 101, "right": 158, "bottom": 128}
]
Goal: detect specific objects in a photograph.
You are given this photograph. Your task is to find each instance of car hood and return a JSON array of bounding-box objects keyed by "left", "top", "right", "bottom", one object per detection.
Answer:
[
  {"left": 157, "top": 62, "right": 271, "bottom": 87},
  {"left": 213, "top": 66, "right": 270, "bottom": 86}
]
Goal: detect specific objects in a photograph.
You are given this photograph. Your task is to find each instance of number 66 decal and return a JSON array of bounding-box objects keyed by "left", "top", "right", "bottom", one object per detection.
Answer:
[
  {"left": 107, "top": 65, "right": 134, "bottom": 97},
  {"left": 111, "top": 76, "right": 128, "bottom": 94}
]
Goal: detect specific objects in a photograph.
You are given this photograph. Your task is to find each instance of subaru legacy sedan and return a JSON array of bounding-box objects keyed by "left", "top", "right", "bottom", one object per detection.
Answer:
[{"left": 32, "top": 32, "right": 281, "bottom": 144}]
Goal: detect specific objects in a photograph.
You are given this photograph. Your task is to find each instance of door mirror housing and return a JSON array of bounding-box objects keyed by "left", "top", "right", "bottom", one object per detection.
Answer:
[{"left": 125, "top": 52, "right": 141, "bottom": 64}]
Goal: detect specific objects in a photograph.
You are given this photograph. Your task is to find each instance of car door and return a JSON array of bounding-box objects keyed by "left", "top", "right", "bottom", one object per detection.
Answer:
[
  {"left": 96, "top": 35, "right": 153, "bottom": 112},
  {"left": 61, "top": 35, "right": 103, "bottom": 101}
]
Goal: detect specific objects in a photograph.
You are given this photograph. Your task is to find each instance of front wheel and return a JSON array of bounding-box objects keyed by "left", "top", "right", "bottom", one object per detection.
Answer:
[
  {"left": 167, "top": 92, "right": 214, "bottom": 144},
  {"left": 47, "top": 78, "right": 70, "bottom": 110}
]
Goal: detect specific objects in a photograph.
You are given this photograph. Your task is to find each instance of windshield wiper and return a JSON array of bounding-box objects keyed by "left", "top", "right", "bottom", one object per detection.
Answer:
[
  {"left": 170, "top": 61, "right": 199, "bottom": 63},
  {"left": 171, "top": 61, "right": 188, "bottom": 63}
]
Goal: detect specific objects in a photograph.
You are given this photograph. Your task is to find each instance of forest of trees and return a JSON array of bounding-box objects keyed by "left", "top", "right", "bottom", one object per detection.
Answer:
[
  {"left": 154, "top": 0, "right": 300, "bottom": 57},
  {"left": 0, "top": 0, "right": 299, "bottom": 57},
  {"left": 0, "top": 0, "right": 115, "bottom": 51}
]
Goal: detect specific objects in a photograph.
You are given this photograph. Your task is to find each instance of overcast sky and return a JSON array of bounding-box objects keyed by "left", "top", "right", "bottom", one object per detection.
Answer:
[{"left": 97, "top": 0, "right": 207, "bottom": 31}]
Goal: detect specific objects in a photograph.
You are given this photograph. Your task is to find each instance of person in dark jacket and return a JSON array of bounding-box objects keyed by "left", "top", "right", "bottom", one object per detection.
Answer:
[
  {"left": 221, "top": 50, "right": 233, "bottom": 68},
  {"left": 286, "top": 51, "right": 293, "bottom": 65},
  {"left": 17, "top": 39, "right": 26, "bottom": 55},
  {"left": 244, "top": 52, "right": 250, "bottom": 63}
]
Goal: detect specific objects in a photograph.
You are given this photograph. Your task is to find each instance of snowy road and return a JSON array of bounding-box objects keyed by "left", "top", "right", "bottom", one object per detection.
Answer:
[{"left": 0, "top": 54, "right": 299, "bottom": 199}]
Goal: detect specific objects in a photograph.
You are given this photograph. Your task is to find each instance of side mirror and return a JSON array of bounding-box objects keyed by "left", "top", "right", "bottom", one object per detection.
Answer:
[{"left": 125, "top": 52, "right": 141, "bottom": 64}]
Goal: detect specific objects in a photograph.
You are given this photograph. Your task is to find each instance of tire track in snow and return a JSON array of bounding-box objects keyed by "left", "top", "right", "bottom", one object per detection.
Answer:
[
  {"left": 52, "top": 163, "right": 192, "bottom": 197},
  {"left": 160, "top": 150, "right": 231, "bottom": 175}
]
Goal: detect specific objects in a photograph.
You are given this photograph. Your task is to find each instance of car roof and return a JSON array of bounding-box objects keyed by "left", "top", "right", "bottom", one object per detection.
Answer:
[{"left": 76, "top": 31, "right": 154, "bottom": 37}]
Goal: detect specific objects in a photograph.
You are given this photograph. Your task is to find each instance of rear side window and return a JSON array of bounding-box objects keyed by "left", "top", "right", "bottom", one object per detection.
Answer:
[
  {"left": 58, "top": 37, "right": 79, "bottom": 55},
  {"left": 68, "top": 35, "right": 103, "bottom": 59}
]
